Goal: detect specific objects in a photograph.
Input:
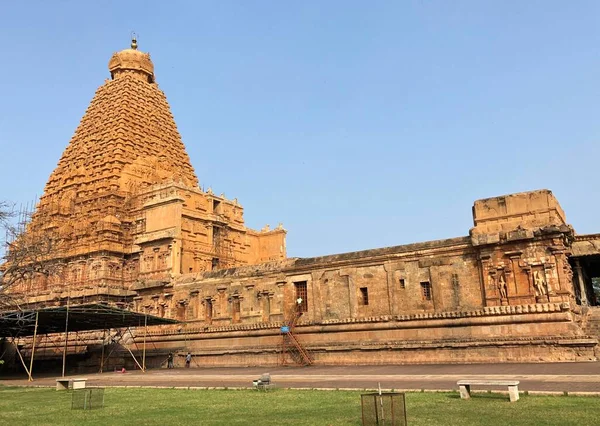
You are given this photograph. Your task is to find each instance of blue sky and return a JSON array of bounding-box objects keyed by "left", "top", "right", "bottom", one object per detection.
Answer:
[{"left": 0, "top": 1, "right": 599, "bottom": 258}]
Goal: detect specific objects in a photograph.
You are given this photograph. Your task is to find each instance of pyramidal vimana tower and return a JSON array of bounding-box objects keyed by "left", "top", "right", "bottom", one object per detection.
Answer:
[
  {"left": 8, "top": 40, "right": 600, "bottom": 367},
  {"left": 12, "top": 39, "right": 286, "bottom": 308}
]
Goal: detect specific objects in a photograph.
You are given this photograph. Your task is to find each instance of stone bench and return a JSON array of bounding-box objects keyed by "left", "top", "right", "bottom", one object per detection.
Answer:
[
  {"left": 56, "top": 378, "right": 87, "bottom": 391},
  {"left": 457, "top": 379, "right": 520, "bottom": 402}
]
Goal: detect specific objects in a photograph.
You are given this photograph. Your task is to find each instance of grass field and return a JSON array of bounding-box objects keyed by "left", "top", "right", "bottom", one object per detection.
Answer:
[{"left": 0, "top": 386, "right": 598, "bottom": 425}]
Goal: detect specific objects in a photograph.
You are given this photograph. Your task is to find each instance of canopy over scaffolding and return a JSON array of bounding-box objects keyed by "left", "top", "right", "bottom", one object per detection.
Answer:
[
  {"left": 0, "top": 303, "right": 177, "bottom": 337},
  {"left": 0, "top": 303, "right": 178, "bottom": 381}
]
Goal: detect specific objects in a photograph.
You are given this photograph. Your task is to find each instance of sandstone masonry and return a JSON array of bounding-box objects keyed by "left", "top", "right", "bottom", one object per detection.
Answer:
[{"left": 6, "top": 41, "right": 600, "bottom": 367}]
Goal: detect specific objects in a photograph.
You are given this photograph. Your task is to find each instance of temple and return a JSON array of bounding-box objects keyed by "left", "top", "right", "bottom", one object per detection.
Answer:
[
  {"left": 4, "top": 41, "right": 600, "bottom": 369},
  {"left": 11, "top": 39, "right": 286, "bottom": 309}
]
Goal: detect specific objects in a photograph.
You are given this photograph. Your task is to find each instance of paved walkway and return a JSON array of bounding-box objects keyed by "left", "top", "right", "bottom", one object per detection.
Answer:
[{"left": 3, "top": 363, "right": 600, "bottom": 393}]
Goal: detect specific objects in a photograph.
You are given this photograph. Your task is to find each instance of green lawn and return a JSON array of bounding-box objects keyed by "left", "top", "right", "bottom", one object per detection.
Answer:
[{"left": 0, "top": 387, "right": 598, "bottom": 426}]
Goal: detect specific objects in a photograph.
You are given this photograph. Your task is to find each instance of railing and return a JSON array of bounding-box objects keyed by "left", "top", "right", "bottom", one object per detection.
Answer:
[{"left": 281, "top": 309, "right": 313, "bottom": 366}]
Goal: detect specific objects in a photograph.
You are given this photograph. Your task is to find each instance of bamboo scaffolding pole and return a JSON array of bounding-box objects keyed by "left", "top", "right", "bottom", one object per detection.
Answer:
[
  {"left": 10, "top": 338, "right": 31, "bottom": 378},
  {"left": 142, "top": 314, "right": 147, "bottom": 372},
  {"left": 99, "top": 328, "right": 106, "bottom": 373},
  {"left": 123, "top": 328, "right": 144, "bottom": 371},
  {"left": 61, "top": 303, "right": 70, "bottom": 377},
  {"left": 27, "top": 311, "right": 39, "bottom": 381}
]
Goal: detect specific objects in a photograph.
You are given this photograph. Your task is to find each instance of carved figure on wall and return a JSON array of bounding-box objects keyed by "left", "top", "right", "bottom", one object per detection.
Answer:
[
  {"left": 534, "top": 271, "right": 548, "bottom": 297},
  {"left": 498, "top": 273, "right": 508, "bottom": 300},
  {"left": 562, "top": 261, "right": 573, "bottom": 294}
]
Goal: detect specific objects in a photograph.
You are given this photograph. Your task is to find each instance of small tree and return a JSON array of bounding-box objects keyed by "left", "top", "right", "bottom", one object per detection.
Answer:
[
  {"left": 0, "top": 200, "right": 71, "bottom": 312},
  {"left": 0, "top": 201, "right": 18, "bottom": 310},
  {"left": 0, "top": 202, "right": 66, "bottom": 311}
]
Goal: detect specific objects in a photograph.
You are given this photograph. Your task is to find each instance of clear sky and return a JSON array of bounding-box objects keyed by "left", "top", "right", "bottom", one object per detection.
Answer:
[{"left": 0, "top": 1, "right": 599, "bottom": 258}]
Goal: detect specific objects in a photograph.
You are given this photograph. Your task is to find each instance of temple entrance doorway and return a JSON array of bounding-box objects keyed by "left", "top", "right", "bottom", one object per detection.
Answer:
[{"left": 570, "top": 255, "right": 600, "bottom": 306}]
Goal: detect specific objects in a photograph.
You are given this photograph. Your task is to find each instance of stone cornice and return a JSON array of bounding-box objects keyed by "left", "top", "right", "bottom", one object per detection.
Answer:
[{"left": 141, "top": 302, "right": 571, "bottom": 337}]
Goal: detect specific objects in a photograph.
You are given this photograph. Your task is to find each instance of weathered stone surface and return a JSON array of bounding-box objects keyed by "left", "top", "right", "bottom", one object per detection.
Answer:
[
  {"left": 8, "top": 41, "right": 600, "bottom": 367},
  {"left": 8, "top": 41, "right": 286, "bottom": 308}
]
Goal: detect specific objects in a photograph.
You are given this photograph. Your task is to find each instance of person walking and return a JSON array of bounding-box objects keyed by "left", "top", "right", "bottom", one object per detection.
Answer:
[
  {"left": 167, "top": 352, "right": 174, "bottom": 369},
  {"left": 185, "top": 352, "right": 192, "bottom": 368}
]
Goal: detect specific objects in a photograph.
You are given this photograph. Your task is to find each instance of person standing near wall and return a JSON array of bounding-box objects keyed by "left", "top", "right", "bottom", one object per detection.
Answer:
[{"left": 185, "top": 352, "right": 192, "bottom": 368}]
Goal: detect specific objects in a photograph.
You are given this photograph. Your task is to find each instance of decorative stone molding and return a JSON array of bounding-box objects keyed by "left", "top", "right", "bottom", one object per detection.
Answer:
[{"left": 142, "top": 302, "right": 572, "bottom": 337}]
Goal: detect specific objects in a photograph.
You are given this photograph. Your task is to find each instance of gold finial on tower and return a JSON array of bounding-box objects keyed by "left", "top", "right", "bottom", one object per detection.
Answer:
[{"left": 131, "top": 32, "right": 138, "bottom": 50}]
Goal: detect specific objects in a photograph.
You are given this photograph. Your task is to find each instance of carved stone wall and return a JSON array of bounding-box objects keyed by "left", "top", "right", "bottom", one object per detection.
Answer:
[{"left": 124, "top": 190, "right": 594, "bottom": 365}]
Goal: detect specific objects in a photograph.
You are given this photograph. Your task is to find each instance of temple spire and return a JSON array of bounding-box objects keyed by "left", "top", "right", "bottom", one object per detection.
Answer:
[{"left": 108, "top": 37, "right": 154, "bottom": 82}]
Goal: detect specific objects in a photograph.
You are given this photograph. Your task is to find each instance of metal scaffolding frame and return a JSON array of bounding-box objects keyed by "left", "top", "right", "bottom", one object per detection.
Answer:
[{"left": 0, "top": 303, "right": 177, "bottom": 380}]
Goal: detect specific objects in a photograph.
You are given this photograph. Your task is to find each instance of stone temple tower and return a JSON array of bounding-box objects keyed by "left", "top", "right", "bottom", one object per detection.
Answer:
[{"left": 10, "top": 39, "right": 287, "bottom": 308}]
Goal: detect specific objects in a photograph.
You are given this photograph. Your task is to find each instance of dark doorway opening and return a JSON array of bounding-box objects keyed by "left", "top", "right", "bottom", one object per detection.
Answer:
[{"left": 570, "top": 255, "right": 600, "bottom": 306}]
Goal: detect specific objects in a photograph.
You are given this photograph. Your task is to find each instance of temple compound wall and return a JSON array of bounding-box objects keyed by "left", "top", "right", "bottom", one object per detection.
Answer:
[{"left": 130, "top": 190, "right": 599, "bottom": 366}]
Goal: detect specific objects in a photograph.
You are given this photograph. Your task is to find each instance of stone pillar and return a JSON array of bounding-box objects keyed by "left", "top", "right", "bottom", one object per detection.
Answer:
[
  {"left": 163, "top": 293, "right": 173, "bottom": 317},
  {"left": 428, "top": 267, "right": 441, "bottom": 311},
  {"left": 151, "top": 295, "right": 160, "bottom": 315},
  {"left": 522, "top": 267, "right": 533, "bottom": 297},
  {"left": 478, "top": 254, "right": 492, "bottom": 306},
  {"left": 508, "top": 255, "right": 521, "bottom": 295},
  {"left": 310, "top": 272, "right": 324, "bottom": 322},
  {"left": 275, "top": 280, "right": 286, "bottom": 317},
  {"left": 340, "top": 271, "right": 357, "bottom": 318},
  {"left": 383, "top": 262, "right": 395, "bottom": 315},
  {"left": 190, "top": 290, "right": 199, "bottom": 318},
  {"left": 574, "top": 259, "right": 588, "bottom": 306},
  {"left": 133, "top": 296, "right": 143, "bottom": 312},
  {"left": 549, "top": 247, "right": 567, "bottom": 293}
]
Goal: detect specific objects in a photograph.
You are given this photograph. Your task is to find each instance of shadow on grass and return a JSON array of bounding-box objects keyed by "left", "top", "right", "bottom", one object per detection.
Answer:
[{"left": 445, "top": 392, "right": 514, "bottom": 401}]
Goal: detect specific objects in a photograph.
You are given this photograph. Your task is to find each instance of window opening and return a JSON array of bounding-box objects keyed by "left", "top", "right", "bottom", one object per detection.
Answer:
[
  {"left": 421, "top": 281, "right": 432, "bottom": 301},
  {"left": 359, "top": 287, "right": 369, "bottom": 306},
  {"left": 294, "top": 281, "right": 308, "bottom": 313}
]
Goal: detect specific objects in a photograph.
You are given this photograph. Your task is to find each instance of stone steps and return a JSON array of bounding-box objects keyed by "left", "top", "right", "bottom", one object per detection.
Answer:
[{"left": 584, "top": 307, "right": 600, "bottom": 338}]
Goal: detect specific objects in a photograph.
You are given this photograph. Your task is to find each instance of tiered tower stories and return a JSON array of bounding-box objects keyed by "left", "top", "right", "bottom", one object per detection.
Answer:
[{"left": 9, "top": 39, "right": 286, "bottom": 308}]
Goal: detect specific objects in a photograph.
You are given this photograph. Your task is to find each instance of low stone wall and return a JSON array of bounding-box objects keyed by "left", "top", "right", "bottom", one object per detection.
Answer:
[
  {"left": 15, "top": 303, "right": 595, "bottom": 372},
  {"left": 132, "top": 303, "right": 598, "bottom": 366}
]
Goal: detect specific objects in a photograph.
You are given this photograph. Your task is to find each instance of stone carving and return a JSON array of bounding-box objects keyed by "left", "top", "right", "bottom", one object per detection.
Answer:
[
  {"left": 534, "top": 271, "right": 548, "bottom": 297},
  {"left": 498, "top": 273, "right": 508, "bottom": 301}
]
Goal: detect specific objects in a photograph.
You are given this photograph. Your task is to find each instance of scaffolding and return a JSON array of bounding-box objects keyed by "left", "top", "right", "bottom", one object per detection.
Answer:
[
  {"left": 0, "top": 303, "right": 177, "bottom": 380},
  {"left": 1, "top": 187, "right": 147, "bottom": 309},
  {"left": 0, "top": 188, "right": 152, "bottom": 376}
]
